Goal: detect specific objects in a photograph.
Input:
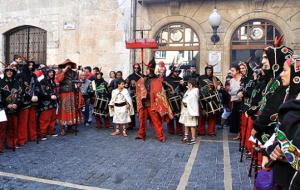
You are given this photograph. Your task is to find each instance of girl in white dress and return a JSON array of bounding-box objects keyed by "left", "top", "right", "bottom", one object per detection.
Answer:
[
  {"left": 179, "top": 80, "right": 199, "bottom": 144},
  {"left": 109, "top": 80, "right": 134, "bottom": 136}
]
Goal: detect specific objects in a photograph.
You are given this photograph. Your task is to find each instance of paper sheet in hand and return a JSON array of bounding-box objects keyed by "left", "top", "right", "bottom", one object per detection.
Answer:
[
  {"left": 0, "top": 110, "right": 7, "bottom": 122},
  {"left": 248, "top": 136, "right": 262, "bottom": 146}
]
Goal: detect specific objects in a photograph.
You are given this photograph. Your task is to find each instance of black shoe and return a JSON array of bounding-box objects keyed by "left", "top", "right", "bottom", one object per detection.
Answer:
[{"left": 135, "top": 136, "right": 145, "bottom": 141}]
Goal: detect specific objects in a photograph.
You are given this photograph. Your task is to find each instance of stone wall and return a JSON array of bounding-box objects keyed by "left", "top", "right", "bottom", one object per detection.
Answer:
[
  {"left": 0, "top": 0, "right": 299, "bottom": 80},
  {"left": 0, "top": 0, "right": 132, "bottom": 78},
  {"left": 136, "top": 0, "right": 300, "bottom": 80}
]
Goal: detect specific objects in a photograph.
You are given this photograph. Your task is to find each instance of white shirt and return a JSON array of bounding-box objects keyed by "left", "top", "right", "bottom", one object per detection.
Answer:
[{"left": 229, "top": 77, "right": 241, "bottom": 101}]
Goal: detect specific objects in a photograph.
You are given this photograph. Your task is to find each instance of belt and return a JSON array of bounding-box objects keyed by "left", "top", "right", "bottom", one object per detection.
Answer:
[{"left": 114, "top": 102, "right": 127, "bottom": 107}]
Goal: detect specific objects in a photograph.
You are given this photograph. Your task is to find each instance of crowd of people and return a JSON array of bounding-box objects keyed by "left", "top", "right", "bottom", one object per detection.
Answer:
[{"left": 0, "top": 35, "right": 299, "bottom": 189}]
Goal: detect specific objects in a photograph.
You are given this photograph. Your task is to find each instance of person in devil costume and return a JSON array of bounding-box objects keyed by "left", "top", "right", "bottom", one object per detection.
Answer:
[{"left": 135, "top": 57, "right": 173, "bottom": 142}]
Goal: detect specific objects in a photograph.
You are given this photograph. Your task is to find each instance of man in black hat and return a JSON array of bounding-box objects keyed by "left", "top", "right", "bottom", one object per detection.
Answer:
[
  {"left": 198, "top": 65, "right": 222, "bottom": 136},
  {"left": 183, "top": 62, "right": 200, "bottom": 84},
  {"left": 164, "top": 65, "right": 185, "bottom": 135}
]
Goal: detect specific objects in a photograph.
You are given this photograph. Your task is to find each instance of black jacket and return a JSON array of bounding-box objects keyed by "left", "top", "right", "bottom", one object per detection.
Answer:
[
  {"left": 268, "top": 99, "right": 300, "bottom": 190},
  {"left": 39, "top": 77, "right": 57, "bottom": 112},
  {"left": 0, "top": 78, "right": 21, "bottom": 114}
]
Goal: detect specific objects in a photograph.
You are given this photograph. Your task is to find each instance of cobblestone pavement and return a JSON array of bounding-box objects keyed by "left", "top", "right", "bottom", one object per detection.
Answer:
[{"left": 0, "top": 124, "right": 255, "bottom": 190}]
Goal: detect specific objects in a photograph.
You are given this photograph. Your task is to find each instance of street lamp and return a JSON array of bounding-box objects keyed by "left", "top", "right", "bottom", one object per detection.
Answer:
[{"left": 208, "top": 8, "right": 222, "bottom": 44}]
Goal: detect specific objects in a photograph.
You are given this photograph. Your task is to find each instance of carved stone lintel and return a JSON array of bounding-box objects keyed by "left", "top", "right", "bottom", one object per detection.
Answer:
[
  {"left": 253, "top": 0, "right": 266, "bottom": 11},
  {"left": 170, "top": 0, "right": 180, "bottom": 15}
]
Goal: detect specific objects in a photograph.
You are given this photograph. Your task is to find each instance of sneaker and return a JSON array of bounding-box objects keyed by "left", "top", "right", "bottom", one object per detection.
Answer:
[
  {"left": 111, "top": 131, "right": 120, "bottom": 136},
  {"left": 85, "top": 123, "right": 90, "bottom": 127},
  {"left": 182, "top": 136, "right": 188, "bottom": 144},
  {"left": 122, "top": 131, "right": 128, "bottom": 137},
  {"left": 188, "top": 139, "right": 196, "bottom": 145},
  {"left": 41, "top": 137, "right": 47, "bottom": 141},
  {"left": 51, "top": 134, "right": 58, "bottom": 137}
]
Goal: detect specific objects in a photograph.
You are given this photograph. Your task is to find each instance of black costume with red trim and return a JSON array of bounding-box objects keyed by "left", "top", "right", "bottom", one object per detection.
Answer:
[
  {"left": 15, "top": 61, "right": 40, "bottom": 144},
  {"left": 198, "top": 66, "right": 222, "bottom": 136},
  {"left": 0, "top": 67, "right": 21, "bottom": 150}
]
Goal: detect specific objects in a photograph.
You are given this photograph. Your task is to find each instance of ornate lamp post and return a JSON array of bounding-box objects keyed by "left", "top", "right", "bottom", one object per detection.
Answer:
[{"left": 208, "top": 8, "right": 222, "bottom": 44}]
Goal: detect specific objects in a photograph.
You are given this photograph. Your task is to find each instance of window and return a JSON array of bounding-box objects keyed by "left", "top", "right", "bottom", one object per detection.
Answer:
[
  {"left": 154, "top": 23, "right": 200, "bottom": 76},
  {"left": 5, "top": 25, "right": 47, "bottom": 65},
  {"left": 231, "top": 20, "right": 282, "bottom": 65},
  {"left": 155, "top": 23, "right": 199, "bottom": 50}
]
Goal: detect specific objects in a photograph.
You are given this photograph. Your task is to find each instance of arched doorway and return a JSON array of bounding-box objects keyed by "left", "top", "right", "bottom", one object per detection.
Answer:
[
  {"left": 231, "top": 19, "right": 282, "bottom": 66},
  {"left": 4, "top": 25, "right": 47, "bottom": 65},
  {"left": 154, "top": 23, "right": 200, "bottom": 77}
]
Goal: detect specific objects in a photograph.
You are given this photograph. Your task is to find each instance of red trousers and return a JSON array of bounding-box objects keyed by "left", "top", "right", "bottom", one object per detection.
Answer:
[
  {"left": 167, "top": 118, "right": 182, "bottom": 135},
  {"left": 39, "top": 108, "right": 56, "bottom": 137},
  {"left": 95, "top": 115, "right": 110, "bottom": 129},
  {"left": 0, "top": 121, "right": 7, "bottom": 152},
  {"left": 137, "top": 107, "right": 165, "bottom": 141},
  {"left": 18, "top": 107, "right": 37, "bottom": 145},
  {"left": 7, "top": 114, "right": 18, "bottom": 149},
  {"left": 198, "top": 112, "right": 216, "bottom": 135}
]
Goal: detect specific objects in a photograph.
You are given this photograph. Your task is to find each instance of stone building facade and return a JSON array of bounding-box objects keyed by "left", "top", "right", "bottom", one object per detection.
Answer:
[
  {"left": 0, "top": 0, "right": 132, "bottom": 78},
  {"left": 0, "top": 0, "right": 299, "bottom": 80},
  {"left": 136, "top": 0, "right": 300, "bottom": 80}
]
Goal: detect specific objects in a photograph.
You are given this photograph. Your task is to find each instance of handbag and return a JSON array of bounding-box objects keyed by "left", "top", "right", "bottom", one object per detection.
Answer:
[{"left": 255, "top": 169, "right": 276, "bottom": 190}]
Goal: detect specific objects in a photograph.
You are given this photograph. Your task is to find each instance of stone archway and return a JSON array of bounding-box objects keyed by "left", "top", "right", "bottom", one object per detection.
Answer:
[
  {"left": 4, "top": 25, "right": 47, "bottom": 65},
  {"left": 223, "top": 12, "right": 292, "bottom": 75},
  {"left": 150, "top": 16, "right": 206, "bottom": 73}
]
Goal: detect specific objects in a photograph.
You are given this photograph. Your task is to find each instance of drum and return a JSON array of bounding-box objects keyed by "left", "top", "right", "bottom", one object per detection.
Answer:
[
  {"left": 199, "top": 86, "right": 223, "bottom": 115},
  {"left": 168, "top": 94, "right": 182, "bottom": 117},
  {"left": 93, "top": 96, "right": 109, "bottom": 116}
]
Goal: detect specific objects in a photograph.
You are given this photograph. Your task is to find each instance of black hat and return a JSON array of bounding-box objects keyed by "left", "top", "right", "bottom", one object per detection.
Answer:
[
  {"left": 147, "top": 57, "right": 156, "bottom": 70},
  {"left": 264, "top": 36, "right": 293, "bottom": 78},
  {"left": 4, "top": 65, "right": 17, "bottom": 76},
  {"left": 205, "top": 65, "right": 214, "bottom": 76},
  {"left": 169, "top": 64, "right": 181, "bottom": 73}
]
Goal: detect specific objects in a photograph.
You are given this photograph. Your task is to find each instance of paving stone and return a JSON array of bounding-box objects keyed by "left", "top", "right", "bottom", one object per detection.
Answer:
[{"left": 0, "top": 124, "right": 254, "bottom": 189}]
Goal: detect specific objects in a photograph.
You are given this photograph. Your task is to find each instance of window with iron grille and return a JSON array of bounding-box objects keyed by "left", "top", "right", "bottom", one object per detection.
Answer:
[
  {"left": 231, "top": 19, "right": 282, "bottom": 66},
  {"left": 4, "top": 25, "right": 47, "bottom": 65}
]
